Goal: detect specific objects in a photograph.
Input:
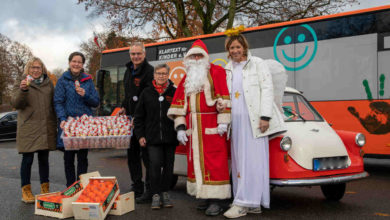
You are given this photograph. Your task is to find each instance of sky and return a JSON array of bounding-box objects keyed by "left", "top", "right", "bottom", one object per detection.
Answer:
[{"left": 0, "top": 0, "right": 389, "bottom": 71}]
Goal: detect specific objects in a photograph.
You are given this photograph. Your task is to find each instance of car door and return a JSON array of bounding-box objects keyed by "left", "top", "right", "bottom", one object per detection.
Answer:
[{"left": 0, "top": 113, "right": 17, "bottom": 140}]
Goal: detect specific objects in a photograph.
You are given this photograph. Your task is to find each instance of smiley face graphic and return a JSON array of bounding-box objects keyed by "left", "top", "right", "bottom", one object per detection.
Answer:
[
  {"left": 211, "top": 58, "right": 227, "bottom": 67},
  {"left": 273, "top": 24, "right": 318, "bottom": 71}
]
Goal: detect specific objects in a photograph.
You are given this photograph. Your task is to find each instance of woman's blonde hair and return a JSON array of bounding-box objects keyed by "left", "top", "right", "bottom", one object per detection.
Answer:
[
  {"left": 23, "top": 57, "right": 48, "bottom": 76},
  {"left": 225, "top": 34, "right": 249, "bottom": 59}
]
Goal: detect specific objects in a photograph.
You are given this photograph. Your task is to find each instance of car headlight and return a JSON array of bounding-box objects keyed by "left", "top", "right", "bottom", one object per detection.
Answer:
[
  {"left": 280, "top": 136, "right": 292, "bottom": 151},
  {"left": 355, "top": 133, "right": 365, "bottom": 147}
]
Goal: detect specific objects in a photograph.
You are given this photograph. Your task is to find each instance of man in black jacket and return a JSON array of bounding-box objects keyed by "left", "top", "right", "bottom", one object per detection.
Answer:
[{"left": 117, "top": 42, "right": 154, "bottom": 203}]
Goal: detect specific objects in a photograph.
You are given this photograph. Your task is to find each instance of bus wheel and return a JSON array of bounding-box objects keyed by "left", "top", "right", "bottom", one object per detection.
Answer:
[
  {"left": 320, "top": 183, "right": 346, "bottom": 201},
  {"left": 170, "top": 175, "right": 178, "bottom": 189}
]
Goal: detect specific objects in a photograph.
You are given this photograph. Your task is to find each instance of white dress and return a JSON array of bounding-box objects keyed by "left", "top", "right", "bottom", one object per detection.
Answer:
[{"left": 231, "top": 61, "right": 270, "bottom": 208}]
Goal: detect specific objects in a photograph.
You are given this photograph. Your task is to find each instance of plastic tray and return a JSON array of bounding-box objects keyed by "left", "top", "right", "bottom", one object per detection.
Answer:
[{"left": 61, "top": 133, "right": 131, "bottom": 150}]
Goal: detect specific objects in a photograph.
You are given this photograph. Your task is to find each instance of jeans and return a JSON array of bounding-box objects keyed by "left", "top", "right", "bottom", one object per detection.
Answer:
[
  {"left": 127, "top": 135, "right": 150, "bottom": 195},
  {"left": 147, "top": 144, "right": 176, "bottom": 195},
  {"left": 64, "top": 149, "right": 88, "bottom": 187},
  {"left": 20, "top": 150, "right": 49, "bottom": 187}
]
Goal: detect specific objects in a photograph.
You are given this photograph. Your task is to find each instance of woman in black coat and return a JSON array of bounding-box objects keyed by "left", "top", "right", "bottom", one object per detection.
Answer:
[{"left": 134, "top": 63, "right": 178, "bottom": 210}]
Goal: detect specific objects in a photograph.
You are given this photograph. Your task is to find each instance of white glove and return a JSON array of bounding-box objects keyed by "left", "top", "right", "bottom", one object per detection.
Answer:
[
  {"left": 217, "top": 123, "right": 228, "bottom": 136},
  {"left": 177, "top": 130, "right": 188, "bottom": 145}
]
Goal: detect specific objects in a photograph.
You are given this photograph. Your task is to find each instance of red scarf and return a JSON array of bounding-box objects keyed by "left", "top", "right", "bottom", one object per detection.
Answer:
[{"left": 153, "top": 80, "right": 168, "bottom": 94}]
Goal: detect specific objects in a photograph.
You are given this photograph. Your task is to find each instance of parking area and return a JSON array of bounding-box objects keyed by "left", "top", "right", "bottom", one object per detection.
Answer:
[{"left": 0, "top": 141, "right": 389, "bottom": 219}]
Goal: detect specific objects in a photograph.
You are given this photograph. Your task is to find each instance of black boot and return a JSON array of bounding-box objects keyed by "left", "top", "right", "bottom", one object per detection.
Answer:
[
  {"left": 136, "top": 191, "right": 152, "bottom": 204},
  {"left": 205, "top": 202, "right": 223, "bottom": 216},
  {"left": 197, "top": 199, "right": 209, "bottom": 210},
  {"left": 130, "top": 182, "right": 144, "bottom": 198}
]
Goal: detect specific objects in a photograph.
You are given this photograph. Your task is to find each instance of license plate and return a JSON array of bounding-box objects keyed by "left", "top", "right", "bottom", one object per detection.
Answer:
[{"left": 313, "top": 156, "right": 348, "bottom": 171}]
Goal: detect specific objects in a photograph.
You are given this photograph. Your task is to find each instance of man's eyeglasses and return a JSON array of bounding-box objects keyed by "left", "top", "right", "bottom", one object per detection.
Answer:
[
  {"left": 130, "top": 52, "right": 144, "bottom": 56},
  {"left": 154, "top": 72, "right": 169, "bottom": 76},
  {"left": 189, "top": 53, "right": 204, "bottom": 59}
]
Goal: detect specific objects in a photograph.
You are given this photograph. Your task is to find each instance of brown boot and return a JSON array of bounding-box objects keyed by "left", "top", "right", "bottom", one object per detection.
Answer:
[
  {"left": 21, "top": 184, "right": 35, "bottom": 203},
  {"left": 41, "top": 182, "right": 50, "bottom": 194}
]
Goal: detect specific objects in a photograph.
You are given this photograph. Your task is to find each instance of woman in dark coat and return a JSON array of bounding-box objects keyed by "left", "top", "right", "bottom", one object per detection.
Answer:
[
  {"left": 11, "top": 57, "right": 57, "bottom": 203},
  {"left": 134, "top": 63, "right": 178, "bottom": 209},
  {"left": 53, "top": 52, "right": 99, "bottom": 187}
]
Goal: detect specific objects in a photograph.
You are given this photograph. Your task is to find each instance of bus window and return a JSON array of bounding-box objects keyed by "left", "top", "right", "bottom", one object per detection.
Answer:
[
  {"left": 118, "top": 66, "right": 127, "bottom": 106},
  {"left": 101, "top": 67, "right": 118, "bottom": 115}
]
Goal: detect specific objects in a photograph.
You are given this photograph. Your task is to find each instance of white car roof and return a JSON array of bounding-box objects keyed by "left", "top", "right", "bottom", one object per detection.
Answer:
[{"left": 285, "top": 87, "right": 301, "bottom": 94}]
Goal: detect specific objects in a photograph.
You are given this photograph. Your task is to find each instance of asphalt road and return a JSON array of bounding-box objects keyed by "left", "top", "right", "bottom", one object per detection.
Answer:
[{"left": 0, "top": 140, "right": 389, "bottom": 220}]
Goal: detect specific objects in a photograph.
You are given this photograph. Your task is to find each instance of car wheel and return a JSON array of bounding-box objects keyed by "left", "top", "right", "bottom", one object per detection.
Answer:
[
  {"left": 320, "top": 183, "right": 346, "bottom": 201},
  {"left": 170, "top": 174, "right": 178, "bottom": 189}
]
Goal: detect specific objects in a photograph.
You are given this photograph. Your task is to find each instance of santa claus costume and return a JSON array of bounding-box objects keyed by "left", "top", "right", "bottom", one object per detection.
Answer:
[{"left": 167, "top": 40, "right": 231, "bottom": 200}]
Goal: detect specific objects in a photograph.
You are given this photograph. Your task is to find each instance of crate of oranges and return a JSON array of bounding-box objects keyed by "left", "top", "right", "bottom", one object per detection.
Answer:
[
  {"left": 72, "top": 177, "right": 119, "bottom": 220},
  {"left": 35, "top": 171, "right": 101, "bottom": 219},
  {"left": 35, "top": 181, "right": 84, "bottom": 219},
  {"left": 108, "top": 192, "right": 135, "bottom": 216}
]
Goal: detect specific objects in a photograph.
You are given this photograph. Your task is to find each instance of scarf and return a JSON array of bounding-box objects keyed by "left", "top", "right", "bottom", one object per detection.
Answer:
[
  {"left": 33, "top": 75, "right": 44, "bottom": 85},
  {"left": 153, "top": 80, "right": 168, "bottom": 94},
  {"left": 70, "top": 70, "right": 82, "bottom": 81}
]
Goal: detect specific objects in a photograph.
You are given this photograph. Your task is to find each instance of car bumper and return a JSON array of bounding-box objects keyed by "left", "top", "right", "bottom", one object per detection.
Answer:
[{"left": 270, "top": 171, "right": 369, "bottom": 186}]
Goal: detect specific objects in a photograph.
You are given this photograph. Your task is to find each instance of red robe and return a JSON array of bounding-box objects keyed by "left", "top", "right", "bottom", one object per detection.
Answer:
[{"left": 168, "top": 63, "right": 231, "bottom": 199}]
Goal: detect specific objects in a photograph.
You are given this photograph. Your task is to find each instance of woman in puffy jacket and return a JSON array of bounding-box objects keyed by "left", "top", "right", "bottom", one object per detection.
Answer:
[
  {"left": 133, "top": 63, "right": 178, "bottom": 210},
  {"left": 11, "top": 57, "right": 57, "bottom": 203},
  {"left": 54, "top": 51, "right": 99, "bottom": 187}
]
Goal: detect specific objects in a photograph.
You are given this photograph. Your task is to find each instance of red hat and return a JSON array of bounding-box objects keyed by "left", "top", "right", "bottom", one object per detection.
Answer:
[{"left": 184, "top": 39, "right": 209, "bottom": 60}]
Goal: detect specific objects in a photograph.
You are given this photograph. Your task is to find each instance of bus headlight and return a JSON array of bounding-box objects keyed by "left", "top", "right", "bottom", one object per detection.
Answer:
[
  {"left": 355, "top": 133, "right": 365, "bottom": 147},
  {"left": 280, "top": 136, "right": 292, "bottom": 151}
]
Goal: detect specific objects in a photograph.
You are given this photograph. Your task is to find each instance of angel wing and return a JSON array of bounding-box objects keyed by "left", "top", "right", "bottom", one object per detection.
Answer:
[{"left": 264, "top": 59, "right": 288, "bottom": 114}]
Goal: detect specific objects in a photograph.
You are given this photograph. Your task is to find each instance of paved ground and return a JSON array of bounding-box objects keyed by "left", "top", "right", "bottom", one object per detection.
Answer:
[{"left": 0, "top": 140, "right": 389, "bottom": 219}]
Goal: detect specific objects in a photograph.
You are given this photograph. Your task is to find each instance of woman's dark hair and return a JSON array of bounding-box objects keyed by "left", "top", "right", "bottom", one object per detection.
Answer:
[{"left": 68, "top": 51, "right": 86, "bottom": 64}]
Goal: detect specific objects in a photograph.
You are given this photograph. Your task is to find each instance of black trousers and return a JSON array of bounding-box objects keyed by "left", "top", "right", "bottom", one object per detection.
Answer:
[
  {"left": 64, "top": 149, "right": 88, "bottom": 187},
  {"left": 20, "top": 150, "right": 49, "bottom": 187},
  {"left": 127, "top": 135, "right": 150, "bottom": 195},
  {"left": 148, "top": 144, "right": 176, "bottom": 195}
]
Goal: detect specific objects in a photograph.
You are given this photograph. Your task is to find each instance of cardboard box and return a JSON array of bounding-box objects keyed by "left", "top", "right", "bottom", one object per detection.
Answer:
[
  {"left": 35, "top": 171, "right": 101, "bottom": 219},
  {"left": 72, "top": 177, "right": 120, "bottom": 220},
  {"left": 109, "top": 192, "right": 135, "bottom": 216}
]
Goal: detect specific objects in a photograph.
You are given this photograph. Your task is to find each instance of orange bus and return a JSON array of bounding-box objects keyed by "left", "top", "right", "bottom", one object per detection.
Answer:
[{"left": 97, "top": 5, "right": 390, "bottom": 157}]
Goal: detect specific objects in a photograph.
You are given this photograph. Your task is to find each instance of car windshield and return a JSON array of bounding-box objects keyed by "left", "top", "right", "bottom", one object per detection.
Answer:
[
  {"left": 0, "top": 112, "right": 8, "bottom": 120},
  {"left": 282, "top": 93, "right": 323, "bottom": 122}
]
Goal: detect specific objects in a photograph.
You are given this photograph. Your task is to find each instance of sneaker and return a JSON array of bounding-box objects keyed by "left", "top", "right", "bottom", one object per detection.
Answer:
[
  {"left": 161, "top": 192, "right": 173, "bottom": 208},
  {"left": 248, "top": 206, "right": 262, "bottom": 214},
  {"left": 223, "top": 205, "right": 248, "bottom": 218},
  {"left": 205, "top": 203, "right": 223, "bottom": 216},
  {"left": 136, "top": 191, "right": 152, "bottom": 204},
  {"left": 151, "top": 194, "right": 161, "bottom": 210}
]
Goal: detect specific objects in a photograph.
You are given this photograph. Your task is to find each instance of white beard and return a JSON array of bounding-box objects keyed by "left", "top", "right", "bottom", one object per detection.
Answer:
[{"left": 184, "top": 58, "right": 210, "bottom": 95}]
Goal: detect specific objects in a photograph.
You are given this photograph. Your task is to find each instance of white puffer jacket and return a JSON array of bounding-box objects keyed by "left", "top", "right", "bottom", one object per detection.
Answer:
[{"left": 225, "top": 55, "right": 286, "bottom": 138}]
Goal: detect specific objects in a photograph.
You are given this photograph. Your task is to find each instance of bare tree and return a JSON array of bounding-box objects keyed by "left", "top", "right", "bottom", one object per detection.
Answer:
[
  {"left": 0, "top": 33, "right": 33, "bottom": 105},
  {"left": 78, "top": 0, "right": 358, "bottom": 39},
  {"left": 80, "top": 30, "right": 155, "bottom": 78},
  {"left": 51, "top": 68, "right": 64, "bottom": 78}
]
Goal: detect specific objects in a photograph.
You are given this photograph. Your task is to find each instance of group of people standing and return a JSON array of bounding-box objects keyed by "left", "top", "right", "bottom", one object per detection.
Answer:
[
  {"left": 11, "top": 30, "right": 286, "bottom": 219},
  {"left": 12, "top": 52, "right": 99, "bottom": 203}
]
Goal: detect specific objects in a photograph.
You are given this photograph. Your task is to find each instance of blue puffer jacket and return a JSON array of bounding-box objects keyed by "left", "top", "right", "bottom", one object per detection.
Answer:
[{"left": 54, "top": 71, "right": 100, "bottom": 148}]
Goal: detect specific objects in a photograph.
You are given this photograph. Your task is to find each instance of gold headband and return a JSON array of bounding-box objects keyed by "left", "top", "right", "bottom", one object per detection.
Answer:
[{"left": 225, "top": 25, "right": 245, "bottom": 37}]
